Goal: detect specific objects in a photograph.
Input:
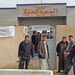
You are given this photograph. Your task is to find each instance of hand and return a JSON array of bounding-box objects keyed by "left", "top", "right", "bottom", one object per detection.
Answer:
[
  {"left": 32, "top": 58, "right": 34, "bottom": 60},
  {"left": 18, "top": 56, "right": 21, "bottom": 60},
  {"left": 64, "top": 52, "right": 66, "bottom": 55},
  {"left": 57, "top": 53, "right": 60, "bottom": 56},
  {"left": 64, "top": 52, "right": 70, "bottom": 57},
  {"left": 66, "top": 52, "right": 70, "bottom": 55}
]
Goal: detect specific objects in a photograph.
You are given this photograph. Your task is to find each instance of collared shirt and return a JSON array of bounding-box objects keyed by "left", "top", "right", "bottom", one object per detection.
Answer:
[
  {"left": 65, "top": 40, "right": 75, "bottom": 52},
  {"left": 44, "top": 41, "right": 48, "bottom": 59}
]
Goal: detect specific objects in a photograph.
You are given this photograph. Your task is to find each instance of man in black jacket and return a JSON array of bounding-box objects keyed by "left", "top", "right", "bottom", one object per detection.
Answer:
[
  {"left": 35, "top": 32, "right": 41, "bottom": 53},
  {"left": 56, "top": 36, "right": 68, "bottom": 73},
  {"left": 31, "top": 31, "right": 36, "bottom": 45},
  {"left": 18, "top": 35, "right": 34, "bottom": 69}
]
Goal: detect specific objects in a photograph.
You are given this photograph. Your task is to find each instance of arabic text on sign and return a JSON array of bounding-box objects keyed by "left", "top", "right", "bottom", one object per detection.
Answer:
[{"left": 23, "top": 8, "right": 58, "bottom": 16}]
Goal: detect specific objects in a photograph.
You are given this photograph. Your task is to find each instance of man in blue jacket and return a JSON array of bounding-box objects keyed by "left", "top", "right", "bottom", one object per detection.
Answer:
[{"left": 18, "top": 35, "right": 34, "bottom": 69}]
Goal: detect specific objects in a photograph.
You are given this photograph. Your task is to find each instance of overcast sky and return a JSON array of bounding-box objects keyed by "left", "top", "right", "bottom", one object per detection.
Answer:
[{"left": 0, "top": 0, "right": 75, "bottom": 8}]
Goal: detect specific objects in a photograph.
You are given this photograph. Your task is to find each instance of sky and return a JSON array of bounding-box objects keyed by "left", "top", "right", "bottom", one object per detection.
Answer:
[{"left": 0, "top": 0, "right": 75, "bottom": 8}]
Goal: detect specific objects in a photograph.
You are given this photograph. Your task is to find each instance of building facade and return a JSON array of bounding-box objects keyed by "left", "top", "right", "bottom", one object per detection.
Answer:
[{"left": 0, "top": 3, "right": 75, "bottom": 27}]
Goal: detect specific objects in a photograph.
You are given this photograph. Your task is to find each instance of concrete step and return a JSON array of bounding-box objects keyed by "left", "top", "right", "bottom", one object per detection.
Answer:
[{"left": 0, "top": 69, "right": 53, "bottom": 75}]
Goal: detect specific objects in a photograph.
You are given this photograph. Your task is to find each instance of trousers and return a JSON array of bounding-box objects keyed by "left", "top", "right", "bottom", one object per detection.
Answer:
[
  {"left": 19, "top": 59, "right": 30, "bottom": 69},
  {"left": 64, "top": 55, "right": 75, "bottom": 75}
]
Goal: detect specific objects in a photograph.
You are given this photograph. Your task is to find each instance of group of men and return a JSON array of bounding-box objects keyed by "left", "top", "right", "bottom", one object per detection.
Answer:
[
  {"left": 18, "top": 32, "right": 75, "bottom": 75},
  {"left": 56, "top": 35, "right": 75, "bottom": 75},
  {"left": 31, "top": 31, "right": 41, "bottom": 53},
  {"left": 18, "top": 34, "right": 50, "bottom": 70}
]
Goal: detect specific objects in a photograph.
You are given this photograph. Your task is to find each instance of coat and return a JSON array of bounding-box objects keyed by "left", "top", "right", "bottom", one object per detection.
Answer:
[
  {"left": 31, "top": 35, "right": 36, "bottom": 45},
  {"left": 18, "top": 40, "right": 34, "bottom": 60},
  {"left": 35, "top": 35, "right": 41, "bottom": 46},
  {"left": 56, "top": 41, "right": 68, "bottom": 70},
  {"left": 56, "top": 41, "right": 68, "bottom": 54},
  {"left": 37, "top": 41, "right": 50, "bottom": 59}
]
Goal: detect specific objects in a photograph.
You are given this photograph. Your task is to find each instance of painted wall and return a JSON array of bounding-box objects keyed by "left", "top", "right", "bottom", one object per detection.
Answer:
[
  {"left": 56, "top": 25, "right": 75, "bottom": 43},
  {"left": 0, "top": 26, "right": 26, "bottom": 68},
  {"left": 67, "top": 7, "right": 75, "bottom": 25},
  {"left": 0, "top": 8, "right": 18, "bottom": 26},
  {"left": 56, "top": 25, "right": 75, "bottom": 75}
]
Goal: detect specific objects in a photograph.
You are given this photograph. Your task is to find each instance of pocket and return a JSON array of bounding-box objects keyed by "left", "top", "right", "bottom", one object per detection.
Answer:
[{"left": 39, "top": 54, "right": 45, "bottom": 59}]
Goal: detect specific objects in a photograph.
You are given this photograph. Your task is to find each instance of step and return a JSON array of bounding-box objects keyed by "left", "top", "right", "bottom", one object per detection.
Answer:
[{"left": 0, "top": 69, "right": 53, "bottom": 75}]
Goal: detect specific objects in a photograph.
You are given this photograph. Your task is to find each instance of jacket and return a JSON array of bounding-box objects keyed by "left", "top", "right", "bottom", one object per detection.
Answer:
[
  {"left": 37, "top": 41, "right": 50, "bottom": 59},
  {"left": 18, "top": 40, "right": 34, "bottom": 59}
]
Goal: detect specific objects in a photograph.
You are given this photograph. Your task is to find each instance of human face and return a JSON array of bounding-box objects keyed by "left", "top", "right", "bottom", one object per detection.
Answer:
[
  {"left": 68, "top": 37, "right": 73, "bottom": 41},
  {"left": 43, "top": 37, "right": 47, "bottom": 41},
  {"left": 62, "top": 38, "right": 66, "bottom": 42},
  {"left": 25, "top": 37, "right": 29, "bottom": 42}
]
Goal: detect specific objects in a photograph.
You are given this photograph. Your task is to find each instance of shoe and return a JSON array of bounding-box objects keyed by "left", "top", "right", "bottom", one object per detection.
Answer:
[{"left": 57, "top": 71, "right": 60, "bottom": 73}]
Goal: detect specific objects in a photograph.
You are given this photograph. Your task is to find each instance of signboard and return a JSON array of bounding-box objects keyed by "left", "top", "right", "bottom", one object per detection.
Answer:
[
  {"left": 17, "top": 4, "right": 66, "bottom": 17},
  {"left": 23, "top": 8, "right": 58, "bottom": 16},
  {"left": 0, "top": 26, "right": 15, "bottom": 37}
]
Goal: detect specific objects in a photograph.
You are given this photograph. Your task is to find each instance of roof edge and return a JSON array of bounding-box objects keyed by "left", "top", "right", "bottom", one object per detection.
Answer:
[
  {"left": 17, "top": 3, "right": 67, "bottom": 6},
  {"left": 67, "top": 6, "right": 75, "bottom": 8},
  {"left": 0, "top": 8, "right": 16, "bottom": 10}
]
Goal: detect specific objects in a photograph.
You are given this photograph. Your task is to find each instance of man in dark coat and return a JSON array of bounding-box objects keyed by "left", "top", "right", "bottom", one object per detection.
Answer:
[
  {"left": 56, "top": 36, "right": 68, "bottom": 73},
  {"left": 18, "top": 35, "right": 34, "bottom": 69},
  {"left": 31, "top": 31, "right": 36, "bottom": 45},
  {"left": 35, "top": 32, "right": 41, "bottom": 53},
  {"left": 31, "top": 31, "right": 36, "bottom": 52},
  {"left": 64, "top": 35, "right": 75, "bottom": 75}
]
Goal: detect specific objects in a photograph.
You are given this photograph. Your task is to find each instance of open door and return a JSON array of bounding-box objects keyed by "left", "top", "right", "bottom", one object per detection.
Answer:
[{"left": 27, "top": 25, "right": 56, "bottom": 70}]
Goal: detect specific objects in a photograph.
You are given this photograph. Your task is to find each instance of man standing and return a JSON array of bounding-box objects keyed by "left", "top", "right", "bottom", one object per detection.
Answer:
[
  {"left": 56, "top": 36, "right": 68, "bottom": 73},
  {"left": 18, "top": 35, "right": 34, "bottom": 69},
  {"left": 35, "top": 32, "right": 41, "bottom": 53},
  {"left": 31, "top": 31, "right": 36, "bottom": 45},
  {"left": 37, "top": 35, "right": 50, "bottom": 70},
  {"left": 64, "top": 35, "right": 75, "bottom": 75},
  {"left": 31, "top": 31, "right": 36, "bottom": 52}
]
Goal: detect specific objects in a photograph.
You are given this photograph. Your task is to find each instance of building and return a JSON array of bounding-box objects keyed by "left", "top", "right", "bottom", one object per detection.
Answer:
[
  {"left": 0, "top": 3, "right": 75, "bottom": 72},
  {"left": 0, "top": 3, "right": 75, "bottom": 27}
]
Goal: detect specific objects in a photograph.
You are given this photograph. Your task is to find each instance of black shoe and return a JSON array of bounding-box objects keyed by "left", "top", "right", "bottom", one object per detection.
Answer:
[{"left": 57, "top": 71, "right": 60, "bottom": 73}]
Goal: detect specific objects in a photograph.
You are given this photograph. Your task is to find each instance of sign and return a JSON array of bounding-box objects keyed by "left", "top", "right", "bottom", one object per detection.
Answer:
[
  {"left": 23, "top": 8, "right": 58, "bottom": 16},
  {"left": 0, "top": 26, "right": 15, "bottom": 37},
  {"left": 17, "top": 4, "right": 66, "bottom": 17}
]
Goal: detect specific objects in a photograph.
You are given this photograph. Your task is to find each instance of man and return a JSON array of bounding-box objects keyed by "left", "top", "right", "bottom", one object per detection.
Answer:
[
  {"left": 37, "top": 35, "right": 50, "bottom": 70},
  {"left": 56, "top": 36, "right": 68, "bottom": 73},
  {"left": 64, "top": 35, "right": 75, "bottom": 75},
  {"left": 18, "top": 35, "right": 34, "bottom": 69},
  {"left": 31, "top": 31, "right": 36, "bottom": 45},
  {"left": 35, "top": 32, "right": 41, "bottom": 53},
  {"left": 31, "top": 31, "right": 36, "bottom": 52}
]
